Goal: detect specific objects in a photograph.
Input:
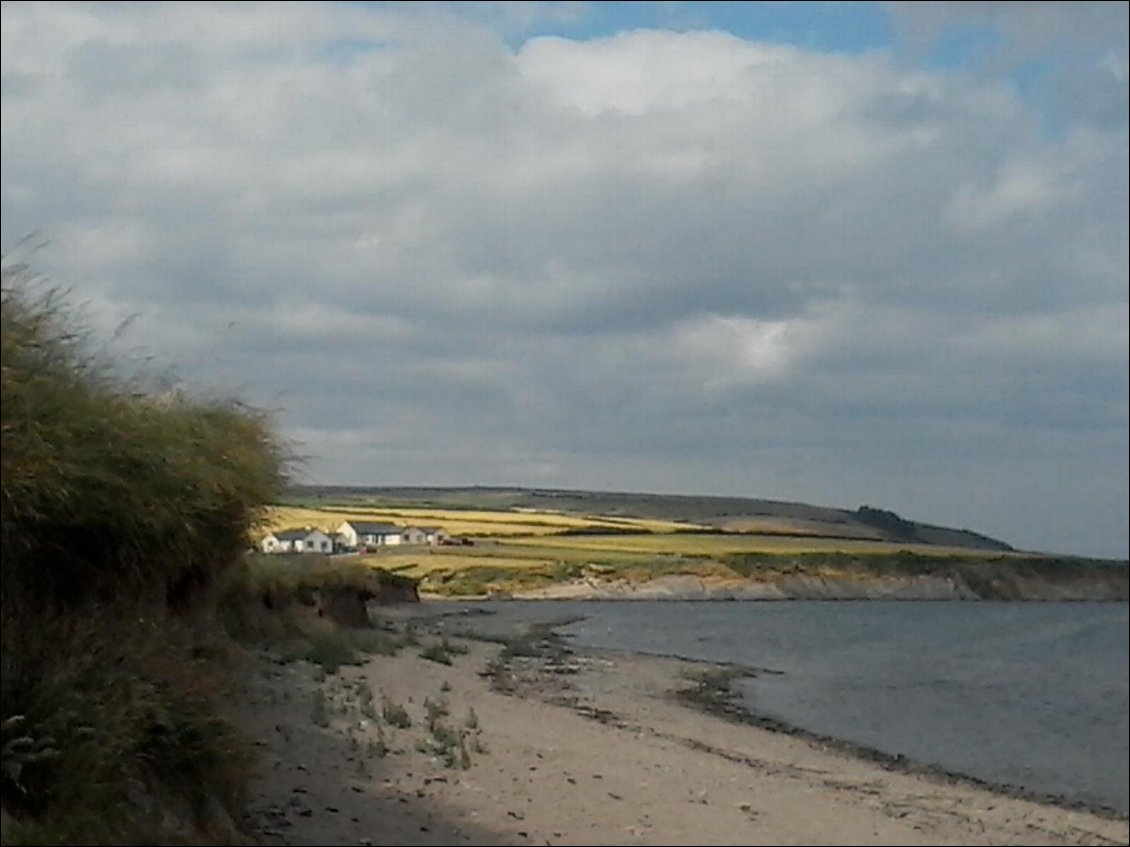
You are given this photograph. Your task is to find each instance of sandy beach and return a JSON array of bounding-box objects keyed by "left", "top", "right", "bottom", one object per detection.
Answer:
[{"left": 235, "top": 606, "right": 1129, "bottom": 846}]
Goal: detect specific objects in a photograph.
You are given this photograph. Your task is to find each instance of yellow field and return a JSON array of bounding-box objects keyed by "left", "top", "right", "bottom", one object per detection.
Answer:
[
  {"left": 263, "top": 505, "right": 699, "bottom": 538},
  {"left": 501, "top": 532, "right": 1008, "bottom": 558}
]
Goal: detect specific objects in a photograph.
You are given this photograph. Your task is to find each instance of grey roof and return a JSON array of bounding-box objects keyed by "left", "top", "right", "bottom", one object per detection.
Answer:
[{"left": 345, "top": 521, "right": 403, "bottom": 535}]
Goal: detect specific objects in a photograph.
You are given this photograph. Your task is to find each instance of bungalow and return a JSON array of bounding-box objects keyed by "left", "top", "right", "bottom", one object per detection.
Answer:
[
  {"left": 336, "top": 520, "right": 403, "bottom": 549},
  {"left": 400, "top": 526, "right": 452, "bottom": 546},
  {"left": 421, "top": 526, "right": 451, "bottom": 546},
  {"left": 260, "top": 527, "right": 333, "bottom": 554}
]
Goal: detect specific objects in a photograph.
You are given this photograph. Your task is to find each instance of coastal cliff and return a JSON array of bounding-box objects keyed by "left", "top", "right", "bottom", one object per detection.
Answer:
[{"left": 510, "top": 559, "right": 1129, "bottom": 601}]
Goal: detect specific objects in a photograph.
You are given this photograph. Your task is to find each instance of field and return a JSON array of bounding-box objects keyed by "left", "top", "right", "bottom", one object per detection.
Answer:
[
  {"left": 499, "top": 532, "right": 1010, "bottom": 558},
  {"left": 301, "top": 541, "right": 1008, "bottom": 604},
  {"left": 258, "top": 500, "right": 1027, "bottom": 596},
  {"left": 263, "top": 505, "right": 700, "bottom": 537},
  {"left": 252, "top": 493, "right": 1126, "bottom": 599}
]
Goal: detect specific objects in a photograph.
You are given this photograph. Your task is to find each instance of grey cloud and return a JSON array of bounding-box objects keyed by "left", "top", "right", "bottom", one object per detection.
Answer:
[
  {"left": 1, "top": 3, "right": 1125, "bottom": 556},
  {"left": 889, "top": 1, "right": 1128, "bottom": 58}
]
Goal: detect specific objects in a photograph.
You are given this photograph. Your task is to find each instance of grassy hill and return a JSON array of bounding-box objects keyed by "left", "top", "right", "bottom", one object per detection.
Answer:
[
  {"left": 286, "top": 485, "right": 1015, "bottom": 551},
  {"left": 275, "top": 487, "right": 1125, "bottom": 600}
]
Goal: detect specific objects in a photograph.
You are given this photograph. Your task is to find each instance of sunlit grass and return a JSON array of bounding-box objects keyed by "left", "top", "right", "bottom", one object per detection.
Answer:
[
  {"left": 354, "top": 552, "right": 561, "bottom": 577},
  {"left": 263, "top": 505, "right": 700, "bottom": 538},
  {"left": 501, "top": 532, "right": 1010, "bottom": 558}
]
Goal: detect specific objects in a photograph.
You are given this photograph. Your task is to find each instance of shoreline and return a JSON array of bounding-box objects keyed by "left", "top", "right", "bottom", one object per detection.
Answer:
[
  {"left": 645, "top": 652, "right": 1127, "bottom": 821},
  {"left": 423, "top": 603, "right": 1130, "bottom": 821},
  {"left": 235, "top": 605, "right": 1129, "bottom": 846}
]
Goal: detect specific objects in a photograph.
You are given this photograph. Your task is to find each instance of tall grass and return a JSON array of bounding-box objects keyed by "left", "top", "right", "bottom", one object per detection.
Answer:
[
  {"left": 1, "top": 261, "right": 287, "bottom": 842},
  {"left": 1, "top": 268, "right": 285, "bottom": 608}
]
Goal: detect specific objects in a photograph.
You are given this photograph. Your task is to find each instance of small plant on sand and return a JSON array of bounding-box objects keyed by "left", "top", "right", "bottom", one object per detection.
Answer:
[
  {"left": 311, "top": 689, "right": 330, "bottom": 728},
  {"left": 419, "top": 642, "right": 453, "bottom": 665},
  {"left": 286, "top": 629, "right": 401, "bottom": 673},
  {"left": 458, "top": 733, "right": 471, "bottom": 770},
  {"left": 355, "top": 630, "right": 402, "bottom": 657},
  {"left": 422, "top": 719, "right": 468, "bottom": 769},
  {"left": 423, "top": 696, "right": 449, "bottom": 730},
  {"left": 464, "top": 707, "right": 479, "bottom": 730},
  {"left": 441, "top": 637, "right": 468, "bottom": 655},
  {"left": 368, "top": 725, "right": 389, "bottom": 759},
  {"left": 354, "top": 681, "right": 378, "bottom": 720},
  {"left": 380, "top": 695, "right": 411, "bottom": 729},
  {"left": 420, "top": 637, "right": 466, "bottom": 665}
]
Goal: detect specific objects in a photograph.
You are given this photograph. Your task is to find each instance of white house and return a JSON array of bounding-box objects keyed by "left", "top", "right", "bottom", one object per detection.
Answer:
[
  {"left": 402, "top": 526, "right": 450, "bottom": 546},
  {"left": 336, "top": 520, "right": 403, "bottom": 549},
  {"left": 260, "top": 528, "right": 333, "bottom": 554}
]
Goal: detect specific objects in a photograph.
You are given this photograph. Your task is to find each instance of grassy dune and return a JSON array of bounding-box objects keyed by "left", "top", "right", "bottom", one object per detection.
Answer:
[{"left": 1, "top": 268, "right": 287, "bottom": 843}]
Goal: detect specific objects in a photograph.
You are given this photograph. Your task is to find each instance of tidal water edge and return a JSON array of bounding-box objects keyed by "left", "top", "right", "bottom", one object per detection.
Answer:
[{"left": 453, "top": 600, "right": 1129, "bottom": 815}]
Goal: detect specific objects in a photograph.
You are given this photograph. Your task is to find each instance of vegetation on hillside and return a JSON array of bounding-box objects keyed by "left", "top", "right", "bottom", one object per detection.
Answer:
[
  {"left": 334, "top": 529, "right": 1126, "bottom": 598},
  {"left": 0, "top": 263, "right": 287, "bottom": 843},
  {"left": 263, "top": 504, "right": 697, "bottom": 538},
  {"left": 287, "top": 485, "right": 1020, "bottom": 552}
]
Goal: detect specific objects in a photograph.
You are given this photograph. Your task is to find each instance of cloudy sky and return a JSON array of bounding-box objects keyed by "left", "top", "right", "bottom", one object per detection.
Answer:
[{"left": 2, "top": 2, "right": 1127, "bottom": 558}]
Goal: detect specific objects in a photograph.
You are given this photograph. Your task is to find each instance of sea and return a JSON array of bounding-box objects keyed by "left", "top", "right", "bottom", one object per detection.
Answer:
[{"left": 454, "top": 600, "right": 1129, "bottom": 815}]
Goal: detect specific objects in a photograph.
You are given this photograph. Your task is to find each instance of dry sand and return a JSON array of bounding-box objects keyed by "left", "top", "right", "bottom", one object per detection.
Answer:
[{"left": 236, "top": 608, "right": 1129, "bottom": 847}]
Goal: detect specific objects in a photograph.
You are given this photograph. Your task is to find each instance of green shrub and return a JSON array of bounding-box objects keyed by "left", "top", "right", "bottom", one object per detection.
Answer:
[
  {"left": 0, "top": 263, "right": 282, "bottom": 841},
  {"left": 282, "top": 629, "right": 401, "bottom": 673},
  {"left": 0, "top": 607, "right": 252, "bottom": 843},
  {"left": 380, "top": 696, "right": 412, "bottom": 729},
  {"left": 419, "top": 642, "right": 454, "bottom": 665}
]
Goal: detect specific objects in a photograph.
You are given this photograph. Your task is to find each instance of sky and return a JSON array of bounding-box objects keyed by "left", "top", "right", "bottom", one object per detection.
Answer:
[{"left": 2, "top": 2, "right": 1127, "bottom": 559}]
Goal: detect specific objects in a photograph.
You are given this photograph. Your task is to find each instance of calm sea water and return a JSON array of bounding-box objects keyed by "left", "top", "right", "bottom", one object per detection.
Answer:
[{"left": 457, "top": 601, "right": 1129, "bottom": 814}]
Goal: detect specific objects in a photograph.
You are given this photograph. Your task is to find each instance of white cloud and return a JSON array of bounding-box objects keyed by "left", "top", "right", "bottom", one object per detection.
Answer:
[
  {"left": 946, "top": 158, "right": 1068, "bottom": 231},
  {"left": 671, "top": 300, "right": 854, "bottom": 391}
]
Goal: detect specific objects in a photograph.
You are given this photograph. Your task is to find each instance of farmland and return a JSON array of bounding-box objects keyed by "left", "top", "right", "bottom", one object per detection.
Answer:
[
  {"left": 499, "top": 532, "right": 1010, "bottom": 558},
  {"left": 257, "top": 492, "right": 1126, "bottom": 600},
  {"left": 263, "top": 505, "right": 699, "bottom": 538}
]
